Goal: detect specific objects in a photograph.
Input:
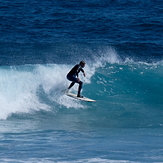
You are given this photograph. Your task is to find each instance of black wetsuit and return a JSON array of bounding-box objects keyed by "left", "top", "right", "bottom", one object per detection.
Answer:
[
  {"left": 67, "top": 64, "right": 84, "bottom": 80},
  {"left": 67, "top": 64, "right": 84, "bottom": 96}
]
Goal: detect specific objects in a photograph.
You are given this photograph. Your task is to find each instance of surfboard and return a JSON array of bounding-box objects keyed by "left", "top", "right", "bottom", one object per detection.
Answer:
[{"left": 65, "top": 92, "right": 96, "bottom": 102}]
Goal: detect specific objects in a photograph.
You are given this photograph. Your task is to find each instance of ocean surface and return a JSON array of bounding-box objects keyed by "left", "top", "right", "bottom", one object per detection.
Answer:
[{"left": 0, "top": 0, "right": 163, "bottom": 162}]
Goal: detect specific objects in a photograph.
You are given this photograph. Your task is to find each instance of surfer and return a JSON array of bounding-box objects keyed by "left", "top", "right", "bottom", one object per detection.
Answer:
[{"left": 66, "top": 61, "right": 86, "bottom": 98}]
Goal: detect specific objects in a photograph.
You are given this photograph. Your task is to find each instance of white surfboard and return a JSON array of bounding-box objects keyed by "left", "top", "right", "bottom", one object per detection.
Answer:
[{"left": 65, "top": 92, "right": 96, "bottom": 102}]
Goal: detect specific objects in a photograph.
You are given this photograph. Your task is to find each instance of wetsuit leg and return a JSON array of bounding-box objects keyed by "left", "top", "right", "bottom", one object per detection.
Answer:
[
  {"left": 67, "top": 75, "right": 78, "bottom": 90},
  {"left": 77, "top": 81, "right": 83, "bottom": 96},
  {"left": 67, "top": 75, "right": 83, "bottom": 96},
  {"left": 68, "top": 82, "right": 75, "bottom": 89}
]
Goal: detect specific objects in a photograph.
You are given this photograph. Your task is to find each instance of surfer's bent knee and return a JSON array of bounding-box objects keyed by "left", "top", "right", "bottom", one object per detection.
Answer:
[{"left": 79, "top": 81, "right": 83, "bottom": 85}]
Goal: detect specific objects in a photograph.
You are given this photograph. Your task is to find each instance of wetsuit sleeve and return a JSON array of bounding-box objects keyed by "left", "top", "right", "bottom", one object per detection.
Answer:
[
  {"left": 77, "top": 68, "right": 85, "bottom": 77},
  {"left": 80, "top": 68, "right": 84, "bottom": 73}
]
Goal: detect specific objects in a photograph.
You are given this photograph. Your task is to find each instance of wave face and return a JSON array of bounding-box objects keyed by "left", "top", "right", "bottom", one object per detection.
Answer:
[{"left": 1, "top": 49, "right": 163, "bottom": 129}]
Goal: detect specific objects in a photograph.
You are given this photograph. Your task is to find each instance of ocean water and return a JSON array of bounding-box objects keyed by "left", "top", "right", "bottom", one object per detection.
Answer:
[{"left": 0, "top": 0, "right": 163, "bottom": 162}]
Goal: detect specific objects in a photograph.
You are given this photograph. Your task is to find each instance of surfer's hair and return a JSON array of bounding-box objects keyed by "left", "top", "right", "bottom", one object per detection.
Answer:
[{"left": 79, "top": 61, "right": 85, "bottom": 67}]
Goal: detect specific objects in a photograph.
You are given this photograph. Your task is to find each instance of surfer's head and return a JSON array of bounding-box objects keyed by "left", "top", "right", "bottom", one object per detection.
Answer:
[{"left": 79, "top": 61, "right": 85, "bottom": 68}]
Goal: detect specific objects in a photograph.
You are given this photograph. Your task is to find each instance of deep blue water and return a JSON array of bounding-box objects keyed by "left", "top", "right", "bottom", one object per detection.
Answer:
[{"left": 0, "top": 0, "right": 163, "bottom": 162}]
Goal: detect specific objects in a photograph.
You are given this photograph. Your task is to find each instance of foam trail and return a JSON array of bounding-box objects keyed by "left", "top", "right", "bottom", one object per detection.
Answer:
[{"left": 0, "top": 65, "right": 50, "bottom": 119}]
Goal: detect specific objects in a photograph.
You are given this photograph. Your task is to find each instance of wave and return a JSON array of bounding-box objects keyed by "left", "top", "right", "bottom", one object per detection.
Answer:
[
  {"left": 1, "top": 49, "right": 163, "bottom": 128},
  {"left": 0, "top": 63, "right": 95, "bottom": 120}
]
